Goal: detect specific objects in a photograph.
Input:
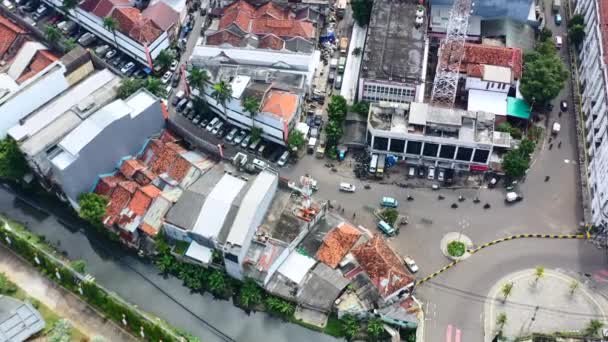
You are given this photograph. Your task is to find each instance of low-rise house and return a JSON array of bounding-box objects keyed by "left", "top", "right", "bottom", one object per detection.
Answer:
[
  {"left": 50, "top": 89, "right": 165, "bottom": 208},
  {"left": 0, "top": 296, "right": 45, "bottom": 342}
]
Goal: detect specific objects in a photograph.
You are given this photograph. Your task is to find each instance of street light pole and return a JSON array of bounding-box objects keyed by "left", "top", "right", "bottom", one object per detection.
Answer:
[{"left": 458, "top": 219, "right": 469, "bottom": 242}]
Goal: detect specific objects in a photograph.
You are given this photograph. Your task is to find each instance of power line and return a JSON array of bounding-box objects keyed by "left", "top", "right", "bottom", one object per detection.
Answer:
[{"left": 423, "top": 279, "right": 608, "bottom": 319}]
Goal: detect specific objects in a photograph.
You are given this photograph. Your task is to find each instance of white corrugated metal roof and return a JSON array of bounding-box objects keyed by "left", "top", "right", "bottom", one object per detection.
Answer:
[
  {"left": 191, "top": 174, "right": 246, "bottom": 239},
  {"left": 231, "top": 75, "right": 250, "bottom": 99},
  {"left": 191, "top": 46, "right": 315, "bottom": 71},
  {"left": 59, "top": 99, "right": 131, "bottom": 156},
  {"left": 278, "top": 251, "right": 316, "bottom": 285},
  {"left": 125, "top": 90, "right": 158, "bottom": 116},
  {"left": 467, "top": 89, "right": 508, "bottom": 115},
  {"left": 482, "top": 65, "right": 512, "bottom": 83},
  {"left": 226, "top": 171, "right": 277, "bottom": 246},
  {"left": 8, "top": 70, "right": 118, "bottom": 141},
  {"left": 7, "top": 42, "right": 46, "bottom": 81},
  {"left": 185, "top": 241, "right": 213, "bottom": 264}
]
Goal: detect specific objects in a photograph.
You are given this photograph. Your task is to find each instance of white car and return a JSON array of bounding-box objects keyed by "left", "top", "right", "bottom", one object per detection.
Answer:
[
  {"left": 252, "top": 158, "right": 268, "bottom": 170},
  {"left": 120, "top": 62, "right": 135, "bottom": 74},
  {"left": 170, "top": 60, "right": 179, "bottom": 71},
  {"left": 427, "top": 166, "right": 435, "bottom": 180},
  {"left": 438, "top": 170, "right": 445, "bottom": 182},
  {"left": 403, "top": 256, "right": 419, "bottom": 273},
  {"left": 339, "top": 182, "right": 356, "bottom": 192},
  {"left": 161, "top": 71, "right": 173, "bottom": 84},
  {"left": 225, "top": 128, "right": 238, "bottom": 142},
  {"left": 233, "top": 131, "right": 247, "bottom": 145}
]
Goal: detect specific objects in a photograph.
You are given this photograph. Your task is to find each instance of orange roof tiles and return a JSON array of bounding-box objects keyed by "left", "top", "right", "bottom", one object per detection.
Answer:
[
  {"left": 256, "top": 2, "right": 290, "bottom": 20},
  {"left": 316, "top": 222, "right": 362, "bottom": 268},
  {"left": 140, "top": 184, "right": 161, "bottom": 198},
  {"left": 168, "top": 155, "right": 192, "bottom": 182},
  {"left": 140, "top": 222, "right": 159, "bottom": 236},
  {"left": 129, "top": 17, "right": 162, "bottom": 44},
  {"left": 252, "top": 18, "right": 314, "bottom": 39},
  {"left": 150, "top": 141, "right": 186, "bottom": 175},
  {"left": 259, "top": 34, "right": 284, "bottom": 50},
  {"left": 133, "top": 168, "right": 157, "bottom": 186},
  {"left": 104, "top": 180, "right": 138, "bottom": 225},
  {"left": 92, "top": 0, "right": 130, "bottom": 18},
  {"left": 206, "top": 30, "right": 245, "bottom": 47},
  {"left": 159, "top": 130, "right": 179, "bottom": 143},
  {"left": 0, "top": 16, "right": 26, "bottom": 57},
  {"left": 142, "top": 1, "right": 179, "bottom": 31},
  {"left": 463, "top": 43, "right": 523, "bottom": 79},
  {"left": 140, "top": 139, "right": 163, "bottom": 165},
  {"left": 120, "top": 158, "right": 146, "bottom": 178},
  {"left": 111, "top": 7, "right": 141, "bottom": 34},
  {"left": 95, "top": 174, "right": 126, "bottom": 197},
  {"left": 220, "top": 9, "right": 252, "bottom": 32},
  {"left": 128, "top": 184, "right": 160, "bottom": 215},
  {"left": 15, "top": 49, "right": 58, "bottom": 83},
  {"left": 352, "top": 235, "right": 413, "bottom": 298},
  {"left": 261, "top": 90, "right": 298, "bottom": 122}
]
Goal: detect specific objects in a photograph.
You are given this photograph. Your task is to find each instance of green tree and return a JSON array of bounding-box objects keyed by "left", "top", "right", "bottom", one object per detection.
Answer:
[
  {"left": 502, "top": 149, "right": 529, "bottom": 178},
  {"left": 239, "top": 278, "right": 263, "bottom": 308},
  {"left": 48, "top": 319, "right": 72, "bottom": 342},
  {"left": 117, "top": 78, "right": 143, "bottom": 99},
  {"left": 539, "top": 27, "right": 553, "bottom": 42},
  {"left": 501, "top": 282, "right": 514, "bottom": 302},
  {"left": 351, "top": 0, "right": 373, "bottom": 27},
  {"left": 534, "top": 266, "right": 545, "bottom": 282},
  {"left": 584, "top": 319, "right": 604, "bottom": 337},
  {"left": 569, "top": 14, "right": 584, "bottom": 28},
  {"left": 340, "top": 315, "right": 359, "bottom": 339},
  {"left": 0, "top": 138, "right": 28, "bottom": 182},
  {"left": 144, "top": 76, "right": 165, "bottom": 98},
  {"left": 242, "top": 96, "right": 260, "bottom": 129},
  {"left": 264, "top": 296, "right": 295, "bottom": 318},
  {"left": 327, "top": 95, "right": 348, "bottom": 122},
  {"left": 325, "top": 120, "right": 343, "bottom": 147},
  {"left": 45, "top": 26, "right": 62, "bottom": 45},
  {"left": 569, "top": 279, "right": 580, "bottom": 295},
  {"left": 520, "top": 42, "right": 568, "bottom": 107},
  {"left": 352, "top": 47, "right": 362, "bottom": 56},
  {"left": 208, "top": 270, "right": 226, "bottom": 296},
  {"left": 287, "top": 130, "right": 305, "bottom": 151},
  {"left": 102, "top": 16, "right": 119, "bottom": 48},
  {"left": 510, "top": 127, "right": 522, "bottom": 140},
  {"left": 367, "top": 318, "right": 384, "bottom": 340},
  {"left": 155, "top": 254, "right": 174, "bottom": 275},
  {"left": 187, "top": 67, "right": 209, "bottom": 92},
  {"left": 70, "top": 259, "right": 86, "bottom": 273},
  {"left": 349, "top": 101, "right": 369, "bottom": 116},
  {"left": 496, "top": 122, "right": 512, "bottom": 133},
  {"left": 496, "top": 312, "right": 507, "bottom": 330},
  {"left": 519, "top": 139, "right": 536, "bottom": 156},
  {"left": 77, "top": 192, "right": 108, "bottom": 227},
  {"left": 155, "top": 49, "right": 175, "bottom": 70},
  {"left": 380, "top": 208, "right": 399, "bottom": 226},
  {"left": 64, "top": 38, "right": 77, "bottom": 51},
  {"left": 212, "top": 81, "right": 233, "bottom": 116},
  {"left": 250, "top": 127, "right": 263, "bottom": 143},
  {"left": 0, "top": 272, "right": 17, "bottom": 295},
  {"left": 569, "top": 24, "right": 585, "bottom": 46}
]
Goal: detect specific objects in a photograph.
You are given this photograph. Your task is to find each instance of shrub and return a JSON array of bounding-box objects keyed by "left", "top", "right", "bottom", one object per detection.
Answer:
[{"left": 447, "top": 241, "right": 466, "bottom": 257}]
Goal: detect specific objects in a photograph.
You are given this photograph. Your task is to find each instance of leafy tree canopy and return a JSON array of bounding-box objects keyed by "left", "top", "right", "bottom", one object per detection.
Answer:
[
  {"left": 520, "top": 42, "right": 568, "bottom": 106},
  {"left": 0, "top": 138, "right": 28, "bottom": 182},
  {"left": 77, "top": 192, "right": 108, "bottom": 227},
  {"left": 287, "top": 130, "right": 305, "bottom": 150},
  {"left": 351, "top": 0, "right": 374, "bottom": 27}
]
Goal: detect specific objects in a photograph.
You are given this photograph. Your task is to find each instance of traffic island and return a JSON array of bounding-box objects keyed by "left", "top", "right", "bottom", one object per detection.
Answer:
[
  {"left": 483, "top": 269, "right": 608, "bottom": 342},
  {"left": 440, "top": 232, "right": 473, "bottom": 261}
]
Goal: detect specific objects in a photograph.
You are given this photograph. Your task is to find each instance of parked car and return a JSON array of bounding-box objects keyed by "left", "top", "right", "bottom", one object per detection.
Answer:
[
  {"left": 32, "top": 4, "right": 48, "bottom": 20},
  {"left": 438, "top": 170, "right": 445, "bottom": 182},
  {"left": 403, "top": 256, "right": 419, "bottom": 273},
  {"left": 427, "top": 166, "right": 435, "bottom": 180},
  {"left": 276, "top": 151, "right": 289, "bottom": 166},
  {"left": 95, "top": 45, "right": 110, "bottom": 56},
  {"left": 171, "top": 73, "right": 180, "bottom": 87},
  {"left": 252, "top": 158, "right": 268, "bottom": 170},
  {"left": 105, "top": 49, "right": 117, "bottom": 59},
  {"left": 216, "top": 125, "right": 227, "bottom": 137},
  {"left": 77, "top": 32, "right": 96, "bottom": 46},
  {"left": 555, "top": 13, "right": 562, "bottom": 25},
  {"left": 171, "top": 90, "right": 185, "bottom": 106},
  {"left": 192, "top": 116, "right": 201, "bottom": 125},
  {"left": 408, "top": 167, "right": 416, "bottom": 178},
  {"left": 380, "top": 197, "right": 398, "bottom": 208},
  {"left": 417, "top": 166, "right": 425, "bottom": 178},
  {"left": 111, "top": 56, "right": 123, "bottom": 67},
  {"left": 339, "top": 182, "right": 356, "bottom": 192},
  {"left": 176, "top": 98, "right": 188, "bottom": 112},
  {"left": 211, "top": 121, "right": 223, "bottom": 135},
  {"left": 225, "top": 128, "right": 238, "bottom": 142},
  {"left": 249, "top": 138, "right": 260, "bottom": 151},
  {"left": 233, "top": 130, "right": 247, "bottom": 145},
  {"left": 377, "top": 220, "right": 396, "bottom": 236},
  {"left": 161, "top": 71, "right": 172, "bottom": 84},
  {"left": 199, "top": 119, "right": 209, "bottom": 128},
  {"left": 170, "top": 60, "right": 179, "bottom": 71},
  {"left": 2, "top": 0, "right": 14, "bottom": 10},
  {"left": 560, "top": 100, "right": 568, "bottom": 112},
  {"left": 257, "top": 143, "right": 267, "bottom": 156},
  {"left": 133, "top": 69, "right": 146, "bottom": 79},
  {"left": 240, "top": 135, "right": 251, "bottom": 148},
  {"left": 206, "top": 117, "right": 219, "bottom": 131},
  {"left": 314, "top": 115, "right": 323, "bottom": 127},
  {"left": 120, "top": 62, "right": 135, "bottom": 75}
]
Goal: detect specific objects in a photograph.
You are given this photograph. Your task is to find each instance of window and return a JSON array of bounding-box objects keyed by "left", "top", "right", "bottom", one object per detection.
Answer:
[
  {"left": 225, "top": 253, "right": 238, "bottom": 263},
  {"left": 439, "top": 145, "right": 456, "bottom": 159},
  {"left": 389, "top": 139, "right": 405, "bottom": 153},
  {"left": 422, "top": 143, "right": 439, "bottom": 157},
  {"left": 455, "top": 147, "right": 473, "bottom": 161},
  {"left": 373, "top": 136, "right": 389, "bottom": 151},
  {"left": 406, "top": 141, "right": 422, "bottom": 155},
  {"left": 472, "top": 149, "right": 490, "bottom": 163}
]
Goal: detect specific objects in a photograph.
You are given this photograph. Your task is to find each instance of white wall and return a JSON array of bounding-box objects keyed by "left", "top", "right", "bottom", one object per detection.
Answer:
[
  {"left": 465, "top": 77, "right": 510, "bottom": 93},
  {"left": 0, "top": 64, "right": 69, "bottom": 138}
]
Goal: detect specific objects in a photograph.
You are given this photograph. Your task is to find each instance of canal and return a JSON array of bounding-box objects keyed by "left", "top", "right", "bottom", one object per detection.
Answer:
[{"left": 0, "top": 184, "right": 341, "bottom": 342}]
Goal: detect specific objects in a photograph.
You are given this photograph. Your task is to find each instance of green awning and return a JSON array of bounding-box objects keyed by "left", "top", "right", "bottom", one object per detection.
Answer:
[{"left": 507, "top": 97, "right": 531, "bottom": 120}]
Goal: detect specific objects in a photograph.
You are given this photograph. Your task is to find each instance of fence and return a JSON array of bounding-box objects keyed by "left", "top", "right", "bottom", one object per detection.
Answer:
[{"left": 0, "top": 219, "right": 190, "bottom": 342}]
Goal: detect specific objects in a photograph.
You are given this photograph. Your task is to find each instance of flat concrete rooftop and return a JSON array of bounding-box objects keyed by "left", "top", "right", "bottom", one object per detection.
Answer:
[{"left": 361, "top": 0, "right": 426, "bottom": 82}]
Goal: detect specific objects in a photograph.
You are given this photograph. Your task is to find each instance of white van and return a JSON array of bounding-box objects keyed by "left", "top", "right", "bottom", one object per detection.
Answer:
[
  {"left": 206, "top": 117, "right": 219, "bottom": 131},
  {"left": 555, "top": 35, "right": 563, "bottom": 48},
  {"left": 277, "top": 151, "right": 289, "bottom": 166},
  {"left": 427, "top": 166, "right": 436, "bottom": 180},
  {"left": 339, "top": 182, "right": 356, "bottom": 192}
]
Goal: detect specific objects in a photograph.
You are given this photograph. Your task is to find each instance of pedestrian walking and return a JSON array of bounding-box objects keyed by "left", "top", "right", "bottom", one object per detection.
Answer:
[
  {"left": 353, "top": 212, "right": 356, "bottom": 219},
  {"left": 558, "top": 141, "right": 562, "bottom": 148},
  {"left": 545, "top": 176, "right": 550, "bottom": 182}
]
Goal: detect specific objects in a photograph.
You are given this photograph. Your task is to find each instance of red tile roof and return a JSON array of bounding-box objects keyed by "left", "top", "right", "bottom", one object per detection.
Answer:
[
  {"left": 352, "top": 235, "right": 413, "bottom": 298},
  {"left": 252, "top": 18, "right": 314, "bottom": 39},
  {"left": 129, "top": 17, "right": 162, "bottom": 44},
  {"left": 255, "top": 2, "right": 290, "bottom": 20},
  {"left": 316, "top": 222, "right": 362, "bottom": 268},
  {"left": 140, "top": 222, "right": 159, "bottom": 236},
  {"left": 80, "top": 0, "right": 101, "bottom": 12},
  {"left": 0, "top": 16, "right": 25, "bottom": 57},
  {"left": 220, "top": 8, "right": 252, "bottom": 32},
  {"left": 128, "top": 184, "right": 160, "bottom": 215},
  {"left": 111, "top": 7, "right": 141, "bottom": 35},
  {"left": 466, "top": 64, "right": 484, "bottom": 78},
  {"left": 16, "top": 49, "right": 58, "bottom": 83},
  {"left": 104, "top": 180, "right": 138, "bottom": 225},
  {"left": 261, "top": 90, "right": 298, "bottom": 122},
  {"left": 222, "top": 0, "right": 256, "bottom": 16},
  {"left": 159, "top": 130, "right": 179, "bottom": 143},
  {"left": 150, "top": 141, "right": 186, "bottom": 175},
  {"left": 206, "top": 30, "right": 245, "bottom": 47},
  {"left": 139, "top": 139, "right": 163, "bottom": 165},
  {"left": 120, "top": 158, "right": 146, "bottom": 178},
  {"left": 259, "top": 34, "right": 284, "bottom": 50},
  {"left": 168, "top": 155, "right": 192, "bottom": 182},
  {"left": 92, "top": 0, "right": 130, "bottom": 18},
  {"left": 142, "top": 1, "right": 179, "bottom": 31},
  {"left": 95, "top": 174, "right": 126, "bottom": 197},
  {"left": 463, "top": 43, "right": 523, "bottom": 79}
]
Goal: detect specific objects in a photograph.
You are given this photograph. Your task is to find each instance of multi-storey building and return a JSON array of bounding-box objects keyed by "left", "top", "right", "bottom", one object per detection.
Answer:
[{"left": 575, "top": 0, "right": 608, "bottom": 228}]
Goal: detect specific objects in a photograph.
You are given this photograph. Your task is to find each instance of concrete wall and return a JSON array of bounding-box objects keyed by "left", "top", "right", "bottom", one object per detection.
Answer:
[
  {"left": 163, "top": 222, "right": 192, "bottom": 242},
  {"left": 431, "top": 0, "right": 534, "bottom": 23},
  {"left": 52, "top": 101, "right": 165, "bottom": 205},
  {"left": 465, "top": 77, "right": 510, "bottom": 93}
]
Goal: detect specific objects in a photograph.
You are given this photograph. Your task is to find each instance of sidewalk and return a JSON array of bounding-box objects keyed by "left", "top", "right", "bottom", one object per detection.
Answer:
[
  {"left": 483, "top": 269, "right": 608, "bottom": 341},
  {"left": 0, "top": 245, "right": 137, "bottom": 342}
]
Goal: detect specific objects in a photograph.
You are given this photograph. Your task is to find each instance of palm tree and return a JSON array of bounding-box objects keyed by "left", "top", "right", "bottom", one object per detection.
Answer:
[
  {"left": 584, "top": 319, "right": 604, "bottom": 337},
  {"left": 187, "top": 67, "right": 209, "bottom": 92},
  {"left": 501, "top": 282, "right": 513, "bottom": 302},
  {"left": 242, "top": 96, "right": 260, "bottom": 130},
  {"left": 155, "top": 49, "right": 175, "bottom": 70},
  {"left": 239, "top": 278, "right": 263, "bottom": 308},
  {"left": 211, "top": 81, "right": 233, "bottom": 116},
  {"left": 264, "top": 296, "right": 295, "bottom": 317},
  {"left": 103, "top": 16, "right": 119, "bottom": 48},
  {"left": 208, "top": 270, "right": 226, "bottom": 296},
  {"left": 144, "top": 77, "right": 164, "bottom": 98},
  {"left": 45, "top": 26, "right": 61, "bottom": 45},
  {"left": 496, "top": 312, "right": 507, "bottom": 330},
  {"left": 534, "top": 266, "right": 545, "bottom": 282},
  {"left": 367, "top": 318, "right": 385, "bottom": 340},
  {"left": 569, "top": 280, "right": 580, "bottom": 295}
]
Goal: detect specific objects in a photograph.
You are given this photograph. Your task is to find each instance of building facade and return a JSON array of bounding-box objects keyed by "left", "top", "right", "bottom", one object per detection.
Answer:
[
  {"left": 575, "top": 0, "right": 608, "bottom": 228},
  {"left": 430, "top": 0, "right": 535, "bottom": 23}
]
